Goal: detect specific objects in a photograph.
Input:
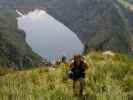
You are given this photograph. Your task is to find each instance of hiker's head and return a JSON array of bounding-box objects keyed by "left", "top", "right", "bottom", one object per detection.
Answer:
[{"left": 73, "top": 54, "right": 82, "bottom": 65}]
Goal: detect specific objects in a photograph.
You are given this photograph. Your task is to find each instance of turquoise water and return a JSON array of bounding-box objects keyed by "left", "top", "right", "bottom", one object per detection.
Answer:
[{"left": 17, "top": 9, "right": 83, "bottom": 61}]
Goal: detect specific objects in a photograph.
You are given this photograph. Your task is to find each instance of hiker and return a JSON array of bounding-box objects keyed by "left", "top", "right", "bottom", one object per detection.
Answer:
[
  {"left": 68, "top": 54, "right": 88, "bottom": 96},
  {"left": 61, "top": 56, "right": 69, "bottom": 67},
  {"left": 61, "top": 56, "right": 67, "bottom": 64}
]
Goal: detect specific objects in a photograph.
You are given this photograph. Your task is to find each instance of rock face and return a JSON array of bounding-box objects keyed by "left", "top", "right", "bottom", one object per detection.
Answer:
[
  {"left": 0, "top": 9, "right": 43, "bottom": 68},
  {"left": 0, "top": 0, "right": 133, "bottom": 55},
  {"left": 119, "top": 0, "right": 133, "bottom": 51},
  {"left": 46, "top": 0, "right": 132, "bottom": 52}
]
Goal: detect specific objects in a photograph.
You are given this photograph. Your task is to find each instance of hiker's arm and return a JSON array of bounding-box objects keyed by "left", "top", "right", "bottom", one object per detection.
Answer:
[
  {"left": 83, "top": 62, "right": 89, "bottom": 70},
  {"left": 69, "top": 63, "right": 74, "bottom": 69}
]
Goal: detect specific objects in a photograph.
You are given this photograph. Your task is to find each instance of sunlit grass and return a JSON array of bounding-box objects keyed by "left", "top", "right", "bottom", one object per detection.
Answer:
[{"left": 0, "top": 52, "right": 133, "bottom": 100}]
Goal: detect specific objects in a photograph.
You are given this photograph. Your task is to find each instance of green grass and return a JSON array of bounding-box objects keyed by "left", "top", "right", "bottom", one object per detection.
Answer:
[
  {"left": 118, "top": 0, "right": 133, "bottom": 8},
  {"left": 0, "top": 52, "right": 133, "bottom": 100}
]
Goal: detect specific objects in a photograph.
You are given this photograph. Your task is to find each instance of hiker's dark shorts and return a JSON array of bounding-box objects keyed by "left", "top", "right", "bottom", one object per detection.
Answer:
[{"left": 68, "top": 68, "right": 85, "bottom": 81}]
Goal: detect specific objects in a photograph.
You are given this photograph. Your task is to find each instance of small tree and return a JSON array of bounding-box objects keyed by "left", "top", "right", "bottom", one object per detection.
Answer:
[{"left": 83, "top": 43, "right": 89, "bottom": 54}]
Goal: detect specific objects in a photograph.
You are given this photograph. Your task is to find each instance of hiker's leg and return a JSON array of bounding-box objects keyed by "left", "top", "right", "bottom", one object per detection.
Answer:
[
  {"left": 73, "top": 80, "right": 75, "bottom": 94},
  {"left": 79, "top": 78, "right": 85, "bottom": 96},
  {"left": 73, "top": 80, "right": 78, "bottom": 96}
]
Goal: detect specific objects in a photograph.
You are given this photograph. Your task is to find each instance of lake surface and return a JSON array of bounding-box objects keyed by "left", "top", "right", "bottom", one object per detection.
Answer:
[{"left": 17, "top": 9, "right": 83, "bottom": 61}]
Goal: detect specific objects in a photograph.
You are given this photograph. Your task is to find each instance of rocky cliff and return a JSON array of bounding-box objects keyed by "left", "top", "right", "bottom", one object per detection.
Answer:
[
  {"left": 0, "top": 9, "right": 43, "bottom": 68},
  {"left": 0, "top": 0, "right": 133, "bottom": 57},
  {"left": 46, "top": 0, "right": 133, "bottom": 53}
]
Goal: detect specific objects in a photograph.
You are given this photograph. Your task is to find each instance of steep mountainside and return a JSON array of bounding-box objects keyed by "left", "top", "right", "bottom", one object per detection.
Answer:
[
  {"left": 118, "top": 0, "right": 133, "bottom": 51},
  {"left": 0, "top": 0, "right": 133, "bottom": 57},
  {"left": 0, "top": 9, "right": 43, "bottom": 68},
  {"left": 46, "top": 0, "right": 132, "bottom": 53}
]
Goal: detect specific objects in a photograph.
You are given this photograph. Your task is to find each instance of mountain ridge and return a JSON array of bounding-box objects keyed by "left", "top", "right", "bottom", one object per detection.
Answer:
[{"left": 0, "top": 0, "right": 133, "bottom": 52}]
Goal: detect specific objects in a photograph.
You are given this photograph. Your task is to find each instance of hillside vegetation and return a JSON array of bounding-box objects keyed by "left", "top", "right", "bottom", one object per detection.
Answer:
[
  {"left": 0, "top": 9, "right": 43, "bottom": 68},
  {"left": 0, "top": 52, "right": 132, "bottom": 100}
]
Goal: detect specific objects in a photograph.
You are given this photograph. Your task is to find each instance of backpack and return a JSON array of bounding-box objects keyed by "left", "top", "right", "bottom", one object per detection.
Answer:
[{"left": 68, "top": 61, "right": 85, "bottom": 80}]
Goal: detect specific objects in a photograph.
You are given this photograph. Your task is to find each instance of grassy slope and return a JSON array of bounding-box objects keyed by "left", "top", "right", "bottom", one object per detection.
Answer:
[{"left": 0, "top": 52, "right": 133, "bottom": 100}]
